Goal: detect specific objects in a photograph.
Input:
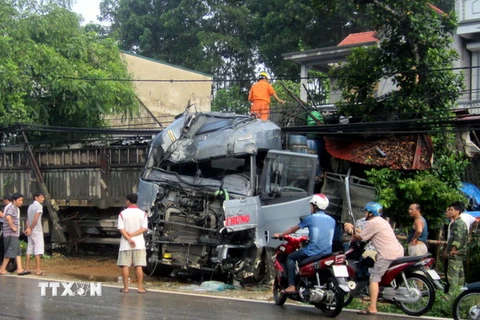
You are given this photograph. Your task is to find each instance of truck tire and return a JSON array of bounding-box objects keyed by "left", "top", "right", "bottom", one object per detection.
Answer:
[{"left": 142, "top": 249, "right": 172, "bottom": 277}]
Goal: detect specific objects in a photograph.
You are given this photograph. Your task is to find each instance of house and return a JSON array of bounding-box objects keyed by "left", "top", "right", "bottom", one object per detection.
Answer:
[
  {"left": 106, "top": 52, "right": 213, "bottom": 129},
  {"left": 455, "top": 0, "right": 480, "bottom": 111},
  {"left": 282, "top": 4, "right": 480, "bottom": 165},
  {"left": 283, "top": 4, "right": 448, "bottom": 110},
  {"left": 282, "top": 31, "right": 380, "bottom": 105}
]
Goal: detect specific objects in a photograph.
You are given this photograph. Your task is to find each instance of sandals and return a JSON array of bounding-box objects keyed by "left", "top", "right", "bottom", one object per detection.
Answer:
[
  {"left": 119, "top": 288, "right": 129, "bottom": 293},
  {"left": 17, "top": 270, "right": 32, "bottom": 276}
]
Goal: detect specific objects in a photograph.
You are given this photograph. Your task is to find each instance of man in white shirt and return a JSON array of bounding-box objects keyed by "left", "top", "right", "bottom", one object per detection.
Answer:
[
  {"left": 456, "top": 201, "right": 478, "bottom": 238},
  {"left": 25, "top": 192, "right": 46, "bottom": 275},
  {"left": 117, "top": 193, "right": 148, "bottom": 294},
  {"left": 461, "top": 212, "right": 478, "bottom": 232}
]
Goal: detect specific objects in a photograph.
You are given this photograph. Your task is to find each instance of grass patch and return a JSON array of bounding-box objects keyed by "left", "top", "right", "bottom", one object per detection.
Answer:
[{"left": 346, "top": 287, "right": 462, "bottom": 318}]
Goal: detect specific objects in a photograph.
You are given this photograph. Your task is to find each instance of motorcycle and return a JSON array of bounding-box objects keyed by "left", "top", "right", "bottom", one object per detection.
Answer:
[
  {"left": 343, "top": 240, "right": 439, "bottom": 316},
  {"left": 452, "top": 282, "right": 480, "bottom": 320},
  {"left": 272, "top": 234, "right": 350, "bottom": 318}
]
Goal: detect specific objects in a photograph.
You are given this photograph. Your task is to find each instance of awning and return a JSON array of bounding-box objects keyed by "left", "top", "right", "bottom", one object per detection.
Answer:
[{"left": 324, "top": 134, "right": 433, "bottom": 170}]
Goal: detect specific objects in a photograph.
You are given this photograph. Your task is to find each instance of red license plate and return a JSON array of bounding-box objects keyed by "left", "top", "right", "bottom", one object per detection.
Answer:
[{"left": 225, "top": 215, "right": 250, "bottom": 226}]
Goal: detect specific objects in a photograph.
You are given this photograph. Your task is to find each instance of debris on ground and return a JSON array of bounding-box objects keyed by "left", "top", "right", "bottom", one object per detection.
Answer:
[{"left": 181, "top": 281, "right": 238, "bottom": 292}]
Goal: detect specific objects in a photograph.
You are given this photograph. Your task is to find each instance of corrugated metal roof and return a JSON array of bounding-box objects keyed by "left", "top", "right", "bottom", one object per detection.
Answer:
[
  {"left": 338, "top": 31, "right": 378, "bottom": 46},
  {"left": 324, "top": 134, "right": 433, "bottom": 170}
]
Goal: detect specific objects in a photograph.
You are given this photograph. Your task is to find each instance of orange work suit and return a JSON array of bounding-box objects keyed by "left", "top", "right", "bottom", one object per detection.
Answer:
[{"left": 248, "top": 80, "right": 276, "bottom": 121}]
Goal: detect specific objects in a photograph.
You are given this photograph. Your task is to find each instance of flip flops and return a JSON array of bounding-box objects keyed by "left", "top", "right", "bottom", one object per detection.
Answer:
[
  {"left": 119, "top": 288, "right": 129, "bottom": 293},
  {"left": 35, "top": 272, "right": 46, "bottom": 276},
  {"left": 17, "top": 270, "right": 31, "bottom": 276},
  {"left": 138, "top": 289, "right": 147, "bottom": 294},
  {"left": 357, "top": 309, "right": 377, "bottom": 316}
]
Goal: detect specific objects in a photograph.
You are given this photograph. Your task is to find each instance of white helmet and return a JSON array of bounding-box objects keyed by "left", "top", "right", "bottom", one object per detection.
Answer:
[{"left": 309, "top": 194, "right": 329, "bottom": 210}]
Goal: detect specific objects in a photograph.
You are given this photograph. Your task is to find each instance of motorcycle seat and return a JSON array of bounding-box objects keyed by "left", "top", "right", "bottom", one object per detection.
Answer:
[
  {"left": 298, "top": 252, "right": 339, "bottom": 267},
  {"left": 389, "top": 253, "right": 431, "bottom": 267}
]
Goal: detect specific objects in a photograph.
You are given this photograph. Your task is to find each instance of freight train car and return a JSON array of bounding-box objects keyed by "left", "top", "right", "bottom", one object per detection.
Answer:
[{"left": 0, "top": 143, "right": 149, "bottom": 245}]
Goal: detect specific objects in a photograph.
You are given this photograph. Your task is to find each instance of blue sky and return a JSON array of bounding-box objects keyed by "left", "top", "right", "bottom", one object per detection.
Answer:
[{"left": 72, "top": 0, "right": 102, "bottom": 24}]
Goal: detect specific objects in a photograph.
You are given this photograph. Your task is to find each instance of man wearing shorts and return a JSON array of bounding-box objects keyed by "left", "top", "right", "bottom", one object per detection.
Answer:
[
  {"left": 25, "top": 191, "right": 45, "bottom": 275},
  {"left": 0, "top": 193, "right": 30, "bottom": 275},
  {"left": 344, "top": 202, "right": 404, "bottom": 315},
  {"left": 0, "top": 194, "right": 12, "bottom": 261},
  {"left": 117, "top": 193, "right": 148, "bottom": 293}
]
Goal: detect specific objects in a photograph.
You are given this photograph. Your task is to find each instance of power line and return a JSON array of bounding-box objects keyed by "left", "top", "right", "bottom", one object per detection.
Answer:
[{"left": 54, "top": 65, "right": 480, "bottom": 83}]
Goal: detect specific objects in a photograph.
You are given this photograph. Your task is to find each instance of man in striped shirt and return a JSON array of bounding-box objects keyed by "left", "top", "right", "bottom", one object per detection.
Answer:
[{"left": 0, "top": 193, "right": 30, "bottom": 275}]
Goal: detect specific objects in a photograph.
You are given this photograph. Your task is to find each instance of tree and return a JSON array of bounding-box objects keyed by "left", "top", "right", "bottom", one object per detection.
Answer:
[
  {"left": 326, "top": 0, "right": 466, "bottom": 228},
  {"left": 0, "top": 1, "right": 138, "bottom": 128},
  {"left": 211, "top": 86, "right": 249, "bottom": 114}
]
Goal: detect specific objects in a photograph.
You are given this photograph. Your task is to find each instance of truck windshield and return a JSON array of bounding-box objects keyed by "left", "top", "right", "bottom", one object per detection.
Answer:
[{"left": 263, "top": 153, "right": 314, "bottom": 195}]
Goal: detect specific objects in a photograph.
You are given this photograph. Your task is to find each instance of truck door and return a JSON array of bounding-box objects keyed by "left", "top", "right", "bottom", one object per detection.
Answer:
[{"left": 257, "top": 150, "right": 317, "bottom": 248}]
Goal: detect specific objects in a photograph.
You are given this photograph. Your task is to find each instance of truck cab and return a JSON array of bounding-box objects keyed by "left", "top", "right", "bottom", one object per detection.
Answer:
[{"left": 137, "top": 111, "right": 317, "bottom": 282}]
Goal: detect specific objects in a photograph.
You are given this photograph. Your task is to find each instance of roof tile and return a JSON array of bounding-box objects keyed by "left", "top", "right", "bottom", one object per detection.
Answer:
[{"left": 338, "top": 31, "right": 378, "bottom": 46}]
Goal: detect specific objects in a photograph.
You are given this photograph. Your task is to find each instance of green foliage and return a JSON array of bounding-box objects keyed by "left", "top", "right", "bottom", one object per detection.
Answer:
[
  {"left": 0, "top": 1, "right": 138, "bottom": 128},
  {"left": 271, "top": 80, "right": 298, "bottom": 103},
  {"left": 347, "top": 288, "right": 459, "bottom": 318},
  {"left": 211, "top": 86, "right": 249, "bottom": 114},
  {"left": 325, "top": 0, "right": 468, "bottom": 231},
  {"left": 332, "top": 0, "right": 462, "bottom": 120},
  {"left": 100, "top": 0, "right": 373, "bottom": 87},
  {"left": 366, "top": 166, "right": 467, "bottom": 229},
  {"left": 467, "top": 233, "right": 480, "bottom": 283},
  {"left": 332, "top": 46, "right": 382, "bottom": 117}
]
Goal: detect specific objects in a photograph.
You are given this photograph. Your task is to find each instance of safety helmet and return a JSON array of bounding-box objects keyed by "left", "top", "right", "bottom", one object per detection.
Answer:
[
  {"left": 258, "top": 72, "right": 269, "bottom": 80},
  {"left": 364, "top": 202, "right": 383, "bottom": 217},
  {"left": 309, "top": 194, "right": 329, "bottom": 210}
]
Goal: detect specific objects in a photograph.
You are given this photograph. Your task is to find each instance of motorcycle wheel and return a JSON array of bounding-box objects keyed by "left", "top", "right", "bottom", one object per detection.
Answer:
[
  {"left": 397, "top": 273, "right": 435, "bottom": 316},
  {"left": 273, "top": 277, "right": 287, "bottom": 306},
  {"left": 6, "top": 259, "right": 17, "bottom": 273},
  {"left": 316, "top": 276, "right": 345, "bottom": 318},
  {"left": 343, "top": 291, "right": 354, "bottom": 307},
  {"left": 452, "top": 289, "right": 480, "bottom": 320}
]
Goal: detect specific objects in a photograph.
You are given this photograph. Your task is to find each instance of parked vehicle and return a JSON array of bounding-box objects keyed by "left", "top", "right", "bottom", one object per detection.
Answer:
[
  {"left": 271, "top": 234, "right": 349, "bottom": 317},
  {"left": 137, "top": 111, "right": 319, "bottom": 282},
  {"left": 344, "top": 241, "right": 437, "bottom": 316},
  {"left": 0, "top": 140, "right": 150, "bottom": 244},
  {"left": 452, "top": 282, "right": 480, "bottom": 320}
]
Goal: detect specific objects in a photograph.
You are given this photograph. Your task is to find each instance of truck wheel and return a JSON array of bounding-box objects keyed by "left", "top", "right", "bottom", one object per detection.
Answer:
[{"left": 142, "top": 251, "right": 172, "bottom": 277}]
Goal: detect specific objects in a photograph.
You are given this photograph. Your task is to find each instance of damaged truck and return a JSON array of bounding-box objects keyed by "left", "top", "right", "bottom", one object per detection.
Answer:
[{"left": 137, "top": 111, "right": 319, "bottom": 282}]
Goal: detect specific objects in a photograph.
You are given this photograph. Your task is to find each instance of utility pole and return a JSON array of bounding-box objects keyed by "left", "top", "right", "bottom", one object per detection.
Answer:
[{"left": 22, "top": 132, "right": 67, "bottom": 243}]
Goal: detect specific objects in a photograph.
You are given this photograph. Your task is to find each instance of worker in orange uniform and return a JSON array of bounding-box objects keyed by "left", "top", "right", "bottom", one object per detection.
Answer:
[{"left": 248, "top": 72, "right": 285, "bottom": 121}]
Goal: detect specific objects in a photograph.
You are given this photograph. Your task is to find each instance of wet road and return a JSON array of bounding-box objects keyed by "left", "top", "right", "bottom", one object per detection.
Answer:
[{"left": 0, "top": 275, "right": 443, "bottom": 320}]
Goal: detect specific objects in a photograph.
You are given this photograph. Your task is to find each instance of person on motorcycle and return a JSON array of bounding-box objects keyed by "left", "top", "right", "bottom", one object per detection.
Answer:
[
  {"left": 273, "top": 194, "right": 335, "bottom": 294},
  {"left": 344, "top": 202, "right": 404, "bottom": 316}
]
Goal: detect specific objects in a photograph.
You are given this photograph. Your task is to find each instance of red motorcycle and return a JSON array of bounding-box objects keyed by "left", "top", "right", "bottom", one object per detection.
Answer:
[
  {"left": 272, "top": 234, "right": 350, "bottom": 318},
  {"left": 344, "top": 241, "right": 439, "bottom": 316}
]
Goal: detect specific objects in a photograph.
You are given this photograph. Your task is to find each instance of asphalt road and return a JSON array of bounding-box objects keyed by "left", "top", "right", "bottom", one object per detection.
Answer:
[{"left": 0, "top": 275, "right": 446, "bottom": 320}]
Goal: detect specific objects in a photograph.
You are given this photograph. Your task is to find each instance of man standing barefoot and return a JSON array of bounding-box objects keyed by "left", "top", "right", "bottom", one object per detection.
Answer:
[
  {"left": 25, "top": 191, "right": 46, "bottom": 275},
  {"left": 117, "top": 193, "right": 148, "bottom": 293}
]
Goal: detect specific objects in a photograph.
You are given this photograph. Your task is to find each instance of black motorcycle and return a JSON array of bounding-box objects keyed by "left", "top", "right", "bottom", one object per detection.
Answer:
[{"left": 452, "top": 282, "right": 480, "bottom": 320}]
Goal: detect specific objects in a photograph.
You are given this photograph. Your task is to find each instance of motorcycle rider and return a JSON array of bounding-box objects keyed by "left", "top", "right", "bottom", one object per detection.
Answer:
[
  {"left": 344, "top": 202, "right": 404, "bottom": 315},
  {"left": 273, "top": 194, "right": 335, "bottom": 293}
]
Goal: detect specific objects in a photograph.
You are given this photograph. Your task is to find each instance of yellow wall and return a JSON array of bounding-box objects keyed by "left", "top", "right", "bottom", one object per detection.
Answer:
[{"left": 106, "top": 52, "right": 213, "bottom": 129}]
